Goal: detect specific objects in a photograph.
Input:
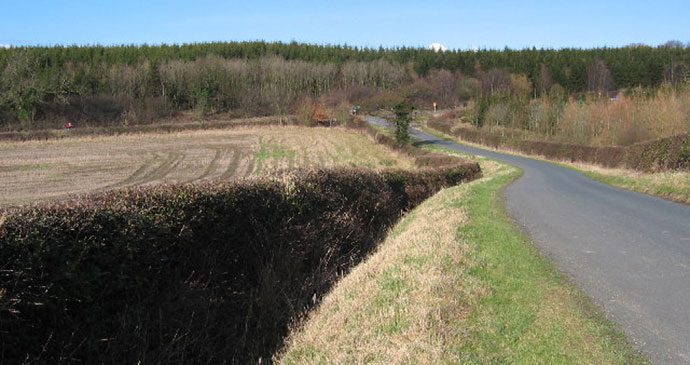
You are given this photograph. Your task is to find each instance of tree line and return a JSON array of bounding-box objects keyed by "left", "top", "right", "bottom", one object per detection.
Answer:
[{"left": 1, "top": 41, "right": 689, "bottom": 130}]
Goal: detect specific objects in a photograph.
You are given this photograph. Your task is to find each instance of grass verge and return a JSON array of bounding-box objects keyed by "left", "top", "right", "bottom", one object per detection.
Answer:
[
  {"left": 565, "top": 164, "right": 690, "bottom": 205},
  {"left": 278, "top": 155, "right": 645, "bottom": 364}
]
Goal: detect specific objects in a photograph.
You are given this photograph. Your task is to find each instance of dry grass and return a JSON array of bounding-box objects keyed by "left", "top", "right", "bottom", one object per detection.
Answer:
[
  {"left": 540, "top": 88, "right": 690, "bottom": 146},
  {"left": 0, "top": 127, "right": 414, "bottom": 207},
  {"left": 279, "top": 160, "right": 503, "bottom": 364},
  {"left": 279, "top": 155, "right": 644, "bottom": 364},
  {"left": 429, "top": 87, "right": 690, "bottom": 147},
  {"left": 567, "top": 162, "right": 690, "bottom": 205}
]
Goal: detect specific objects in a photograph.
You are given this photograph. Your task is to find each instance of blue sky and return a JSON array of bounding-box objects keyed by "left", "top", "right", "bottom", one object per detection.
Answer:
[{"left": 2, "top": 0, "right": 689, "bottom": 49}]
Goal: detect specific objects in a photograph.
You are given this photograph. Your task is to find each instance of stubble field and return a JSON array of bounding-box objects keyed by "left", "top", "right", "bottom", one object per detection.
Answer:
[{"left": 0, "top": 126, "right": 413, "bottom": 207}]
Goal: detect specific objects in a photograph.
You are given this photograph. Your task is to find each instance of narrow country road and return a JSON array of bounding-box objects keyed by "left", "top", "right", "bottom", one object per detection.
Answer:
[{"left": 366, "top": 116, "right": 690, "bottom": 365}]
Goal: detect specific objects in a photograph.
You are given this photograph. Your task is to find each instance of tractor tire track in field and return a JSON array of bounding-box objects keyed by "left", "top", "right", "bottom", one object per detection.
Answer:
[
  {"left": 189, "top": 146, "right": 240, "bottom": 183},
  {"left": 106, "top": 154, "right": 159, "bottom": 188},
  {"left": 365, "top": 116, "right": 690, "bottom": 365},
  {"left": 0, "top": 127, "right": 416, "bottom": 207},
  {"left": 109, "top": 151, "right": 184, "bottom": 188},
  {"left": 221, "top": 149, "right": 245, "bottom": 180},
  {"left": 193, "top": 147, "right": 225, "bottom": 182},
  {"left": 146, "top": 151, "right": 185, "bottom": 184},
  {"left": 112, "top": 145, "right": 256, "bottom": 188},
  {"left": 243, "top": 155, "right": 256, "bottom": 177},
  {"left": 118, "top": 147, "right": 254, "bottom": 186}
]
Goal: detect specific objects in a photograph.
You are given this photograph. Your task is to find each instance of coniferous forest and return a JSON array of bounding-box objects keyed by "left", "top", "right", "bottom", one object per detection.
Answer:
[{"left": 1, "top": 41, "right": 689, "bottom": 145}]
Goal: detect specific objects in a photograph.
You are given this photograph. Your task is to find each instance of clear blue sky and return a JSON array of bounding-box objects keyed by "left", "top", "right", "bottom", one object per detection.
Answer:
[{"left": 2, "top": 0, "right": 689, "bottom": 49}]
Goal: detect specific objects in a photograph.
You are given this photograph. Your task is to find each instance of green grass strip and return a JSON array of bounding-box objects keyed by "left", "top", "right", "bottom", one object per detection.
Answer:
[{"left": 455, "top": 163, "right": 646, "bottom": 364}]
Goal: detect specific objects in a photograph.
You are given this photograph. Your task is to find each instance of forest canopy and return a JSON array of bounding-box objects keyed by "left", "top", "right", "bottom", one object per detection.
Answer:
[{"left": 1, "top": 41, "right": 689, "bottom": 131}]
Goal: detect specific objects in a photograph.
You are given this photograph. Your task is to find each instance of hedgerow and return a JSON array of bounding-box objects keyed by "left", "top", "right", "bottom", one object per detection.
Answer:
[{"left": 0, "top": 163, "right": 480, "bottom": 363}]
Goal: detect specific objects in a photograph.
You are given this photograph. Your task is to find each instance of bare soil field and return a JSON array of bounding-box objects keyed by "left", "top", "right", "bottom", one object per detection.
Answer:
[{"left": 0, "top": 127, "right": 413, "bottom": 207}]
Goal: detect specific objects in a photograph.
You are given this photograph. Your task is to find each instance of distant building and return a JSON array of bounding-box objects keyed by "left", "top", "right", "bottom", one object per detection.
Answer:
[{"left": 429, "top": 43, "right": 448, "bottom": 52}]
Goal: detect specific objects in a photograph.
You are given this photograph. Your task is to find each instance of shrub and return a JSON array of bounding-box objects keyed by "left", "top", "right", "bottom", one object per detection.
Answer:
[
  {"left": 678, "top": 135, "right": 690, "bottom": 168},
  {"left": 393, "top": 101, "right": 413, "bottom": 143}
]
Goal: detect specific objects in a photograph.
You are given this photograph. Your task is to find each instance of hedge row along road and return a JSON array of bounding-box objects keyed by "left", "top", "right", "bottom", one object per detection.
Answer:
[{"left": 365, "top": 116, "right": 690, "bottom": 365}]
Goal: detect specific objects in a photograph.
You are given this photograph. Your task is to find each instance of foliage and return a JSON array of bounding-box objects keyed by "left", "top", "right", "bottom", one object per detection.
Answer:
[
  {"left": 428, "top": 117, "right": 690, "bottom": 172},
  {"left": 393, "top": 100, "right": 414, "bottom": 143},
  {"left": 0, "top": 163, "right": 480, "bottom": 364},
  {"left": 1, "top": 41, "right": 689, "bottom": 130}
]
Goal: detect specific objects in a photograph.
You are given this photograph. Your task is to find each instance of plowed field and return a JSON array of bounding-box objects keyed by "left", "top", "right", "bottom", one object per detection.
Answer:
[{"left": 0, "top": 127, "right": 413, "bottom": 207}]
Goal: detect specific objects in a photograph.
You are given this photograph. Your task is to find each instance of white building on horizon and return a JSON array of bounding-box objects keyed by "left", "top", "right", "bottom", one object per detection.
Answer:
[{"left": 429, "top": 43, "right": 448, "bottom": 52}]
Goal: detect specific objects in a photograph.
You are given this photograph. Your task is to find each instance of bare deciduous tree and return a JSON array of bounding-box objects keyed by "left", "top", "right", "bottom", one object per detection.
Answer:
[
  {"left": 587, "top": 59, "right": 614, "bottom": 94},
  {"left": 511, "top": 74, "right": 532, "bottom": 101},
  {"left": 480, "top": 68, "right": 512, "bottom": 97},
  {"left": 663, "top": 60, "right": 687, "bottom": 84},
  {"left": 537, "top": 63, "right": 552, "bottom": 96},
  {"left": 661, "top": 40, "right": 684, "bottom": 48},
  {"left": 426, "top": 69, "right": 455, "bottom": 106}
]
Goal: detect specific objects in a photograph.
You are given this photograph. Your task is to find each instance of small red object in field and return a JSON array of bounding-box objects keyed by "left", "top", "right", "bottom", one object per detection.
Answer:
[{"left": 64, "top": 122, "right": 74, "bottom": 130}]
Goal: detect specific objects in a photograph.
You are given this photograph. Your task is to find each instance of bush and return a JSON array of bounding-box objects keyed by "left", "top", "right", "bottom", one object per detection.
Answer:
[
  {"left": 393, "top": 101, "right": 413, "bottom": 143},
  {"left": 631, "top": 133, "right": 690, "bottom": 171}
]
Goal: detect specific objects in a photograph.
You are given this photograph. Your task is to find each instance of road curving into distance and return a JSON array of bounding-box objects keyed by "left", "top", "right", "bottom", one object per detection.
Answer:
[{"left": 365, "top": 116, "right": 690, "bottom": 365}]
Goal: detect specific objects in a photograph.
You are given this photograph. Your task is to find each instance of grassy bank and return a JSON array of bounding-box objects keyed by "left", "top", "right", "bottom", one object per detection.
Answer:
[
  {"left": 564, "top": 163, "right": 690, "bottom": 205},
  {"left": 279, "top": 156, "right": 644, "bottom": 364}
]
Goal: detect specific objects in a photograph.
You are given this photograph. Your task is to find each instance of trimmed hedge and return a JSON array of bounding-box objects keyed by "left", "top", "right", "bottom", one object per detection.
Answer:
[
  {"left": 428, "top": 118, "right": 690, "bottom": 172},
  {"left": 0, "top": 164, "right": 480, "bottom": 364}
]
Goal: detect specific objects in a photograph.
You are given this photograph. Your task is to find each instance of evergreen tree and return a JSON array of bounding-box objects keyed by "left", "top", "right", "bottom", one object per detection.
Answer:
[{"left": 393, "top": 100, "right": 414, "bottom": 143}]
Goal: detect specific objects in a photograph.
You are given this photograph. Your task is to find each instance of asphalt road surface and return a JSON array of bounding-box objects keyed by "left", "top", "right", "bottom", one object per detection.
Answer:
[{"left": 366, "top": 116, "right": 690, "bottom": 364}]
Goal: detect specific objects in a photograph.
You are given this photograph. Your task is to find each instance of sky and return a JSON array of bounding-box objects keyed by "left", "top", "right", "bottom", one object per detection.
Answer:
[{"left": 1, "top": 0, "right": 689, "bottom": 50}]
